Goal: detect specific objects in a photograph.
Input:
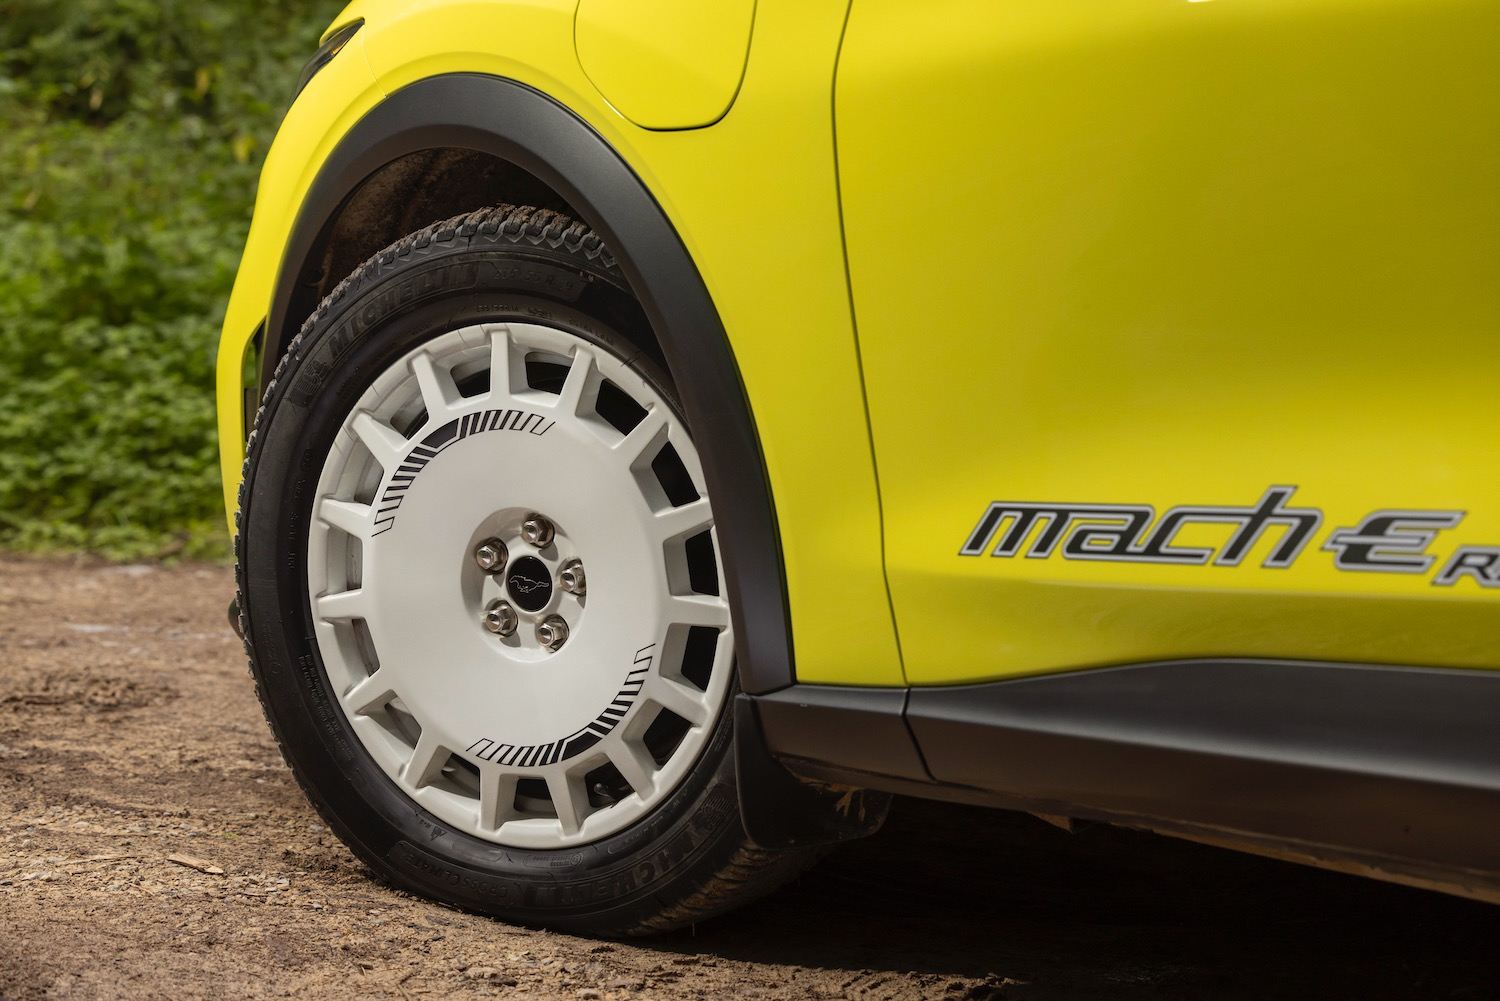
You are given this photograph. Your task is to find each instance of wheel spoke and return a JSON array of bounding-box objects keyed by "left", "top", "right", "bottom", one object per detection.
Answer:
[
  {"left": 352, "top": 412, "right": 411, "bottom": 472},
  {"left": 318, "top": 498, "right": 375, "bottom": 539},
  {"left": 646, "top": 677, "right": 712, "bottom": 728},
  {"left": 485, "top": 324, "right": 516, "bottom": 398},
  {"left": 555, "top": 346, "right": 598, "bottom": 418},
  {"left": 411, "top": 349, "right": 460, "bottom": 418},
  {"left": 652, "top": 497, "right": 714, "bottom": 544},
  {"left": 546, "top": 773, "right": 585, "bottom": 837},
  {"left": 315, "top": 588, "right": 372, "bottom": 622},
  {"left": 403, "top": 732, "right": 450, "bottom": 790},
  {"left": 341, "top": 671, "right": 396, "bottom": 717},
  {"left": 607, "top": 740, "right": 657, "bottom": 798},
  {"left": 614, "top": 409, "right": 669, "bottom": 469},
  {"left": 479, "top": 769, "right": 519, "bottom": 832},
  {"left": 666, "top": 595, "right": 730, "bottom": 629}
]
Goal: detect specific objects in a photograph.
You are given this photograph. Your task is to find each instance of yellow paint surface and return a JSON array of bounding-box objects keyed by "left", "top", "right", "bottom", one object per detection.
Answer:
[
  {"left": 575, "top": 0, "right": 755, "bottom": 130},
  {"left": 835, "top": 0, "right": 1500, "bottom": 683}
]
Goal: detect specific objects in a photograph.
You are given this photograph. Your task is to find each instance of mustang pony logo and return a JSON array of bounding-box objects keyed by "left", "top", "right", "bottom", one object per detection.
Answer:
[
  {"left": 507, "top": 575, "right": 548, "bottom": 594},
  {"left": 962, "top": 486, "right": 1499, "bottom": 589}
]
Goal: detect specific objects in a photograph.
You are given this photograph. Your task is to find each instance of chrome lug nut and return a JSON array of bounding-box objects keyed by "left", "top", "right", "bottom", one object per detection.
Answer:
[
  {"left": 558, "top": 558, "right": 586, "bottom": 596},
  {"left": 482, "top": 599, "right": 518, "bottom": 637},
  {"left": 521, "top": 514, "right": 555, "bottom": 548},
  {"left": 536, "top": 615, "right": 570, "bottom": 652},
  {"left": 474, "top": 538, "right": 508, "bottom": 573}
]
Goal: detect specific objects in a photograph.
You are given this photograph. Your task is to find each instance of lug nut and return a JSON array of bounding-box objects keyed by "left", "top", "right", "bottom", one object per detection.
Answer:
[
  {"left": 536, "top": 615, "right": 570, "bottom": 651},
  {"left": 483, "top": 599, "right": 518, "bottom": 637},
  {"left": 521, "top": 514, "right": 555, "bottom": 548},
  {"left": 558, "top": 558, "right": 586, "bottom": 596},
  {"left": 474, "top": 538, "right": 508, "bottom": 573}
]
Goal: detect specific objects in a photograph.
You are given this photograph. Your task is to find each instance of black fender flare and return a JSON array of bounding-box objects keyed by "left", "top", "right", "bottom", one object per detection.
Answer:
[{"left": 263, "top": 73, "right": 794, "bottom": 696}]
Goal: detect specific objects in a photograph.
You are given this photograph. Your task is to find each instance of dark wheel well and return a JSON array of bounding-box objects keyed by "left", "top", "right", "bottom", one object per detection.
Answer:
[{"left": 280, "top": 149, "right": 584, "bottom": 371}]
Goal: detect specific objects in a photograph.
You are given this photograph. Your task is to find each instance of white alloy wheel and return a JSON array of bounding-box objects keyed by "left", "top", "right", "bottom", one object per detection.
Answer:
[{"left": 306, "top": 320, "right": 733, "bottom": 849}]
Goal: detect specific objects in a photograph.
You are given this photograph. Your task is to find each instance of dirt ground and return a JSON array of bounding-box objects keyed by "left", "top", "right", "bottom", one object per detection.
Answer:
[{"left": 3, "top": 553, "right": 1500, "bottom": 1001}]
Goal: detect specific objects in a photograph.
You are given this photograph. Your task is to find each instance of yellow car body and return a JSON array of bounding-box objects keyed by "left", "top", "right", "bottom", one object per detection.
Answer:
[{"left": 218, "top": 0, "right": 1500, "bottom": 926}]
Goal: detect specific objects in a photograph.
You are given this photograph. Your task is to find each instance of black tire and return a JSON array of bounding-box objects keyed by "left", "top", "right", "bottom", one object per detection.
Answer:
[{"left": 236, "top": 205, "right": 810, "bottom": 935}]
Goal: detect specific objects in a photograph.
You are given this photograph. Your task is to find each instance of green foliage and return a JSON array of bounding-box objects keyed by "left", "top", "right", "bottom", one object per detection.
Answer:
[{"left": 0, "top": 0, "right": 347, "bottom": 559}]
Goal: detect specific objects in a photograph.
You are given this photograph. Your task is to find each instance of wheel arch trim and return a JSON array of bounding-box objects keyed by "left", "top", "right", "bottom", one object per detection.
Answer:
[{"left": 263, "top": 72, "right": 795, "bottom": 695}]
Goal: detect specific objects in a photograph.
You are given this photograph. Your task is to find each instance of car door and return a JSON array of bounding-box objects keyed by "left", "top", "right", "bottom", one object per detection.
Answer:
[{"left": 835, "top": 0, "right": 1500, "bottom": 686}]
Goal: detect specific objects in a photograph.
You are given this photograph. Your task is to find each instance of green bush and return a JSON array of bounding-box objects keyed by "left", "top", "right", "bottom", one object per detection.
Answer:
[{"left": 0, "top": 0, "right": 347, "bottom": 559}]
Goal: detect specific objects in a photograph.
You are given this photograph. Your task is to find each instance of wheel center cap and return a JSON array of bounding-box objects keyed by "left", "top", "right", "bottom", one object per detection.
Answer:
[{"left": 506, "top": 555, "right": 553, "bottom": 612}]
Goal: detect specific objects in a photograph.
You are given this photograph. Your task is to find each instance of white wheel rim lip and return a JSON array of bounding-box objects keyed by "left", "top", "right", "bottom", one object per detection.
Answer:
[{"left": 306, "top": 321, "right": 733, "bottom": 849}]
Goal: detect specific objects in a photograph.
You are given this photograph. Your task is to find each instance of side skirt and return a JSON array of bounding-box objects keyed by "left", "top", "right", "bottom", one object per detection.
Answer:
[{"left": 746, "top": 659, "right": 1500, "bottom": 899}]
